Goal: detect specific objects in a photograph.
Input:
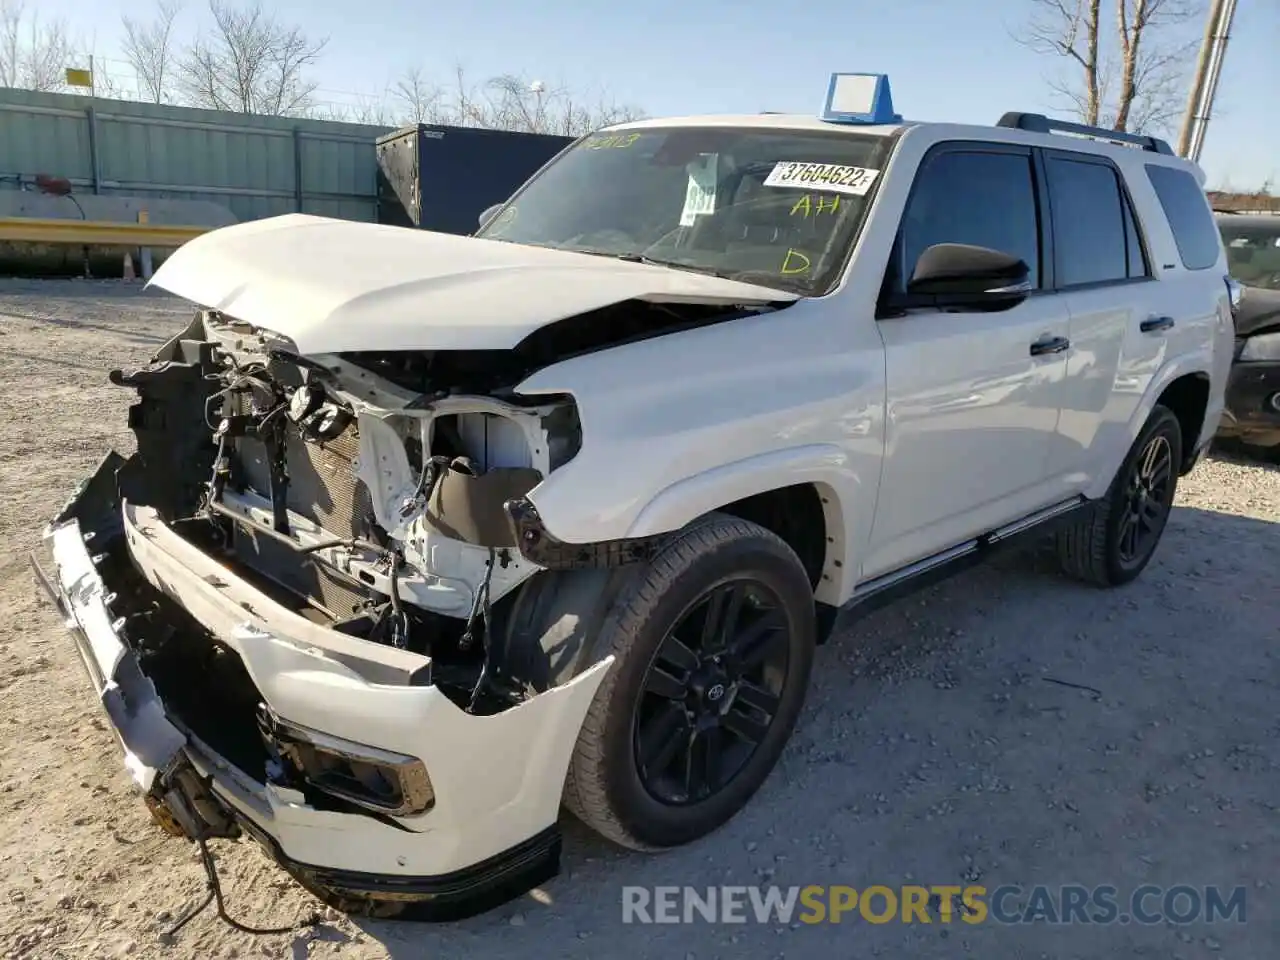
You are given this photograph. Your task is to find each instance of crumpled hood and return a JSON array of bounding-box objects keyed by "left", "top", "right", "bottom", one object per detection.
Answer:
[
  {"left": 148, "top": 213, "right": 797, "bottom": 354},
  {"left": 1236, "top": 284, "right": 1280, "bottom": 338}
]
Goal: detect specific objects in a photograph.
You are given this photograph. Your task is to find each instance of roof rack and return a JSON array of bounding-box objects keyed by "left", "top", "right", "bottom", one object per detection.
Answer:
[{"left": 996, "top": 112, "right": 1175, "bottom": 156}]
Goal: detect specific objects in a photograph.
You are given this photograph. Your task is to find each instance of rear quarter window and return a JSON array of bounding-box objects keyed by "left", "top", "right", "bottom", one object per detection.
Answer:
[{"left": 1144, "top": 164, "right": 1222, "bottom": 271}]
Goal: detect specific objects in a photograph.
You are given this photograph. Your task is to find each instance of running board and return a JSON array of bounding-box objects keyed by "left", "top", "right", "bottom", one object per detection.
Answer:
[{"left": 818, "top": 496, "right": 1089, "bottom": 638}]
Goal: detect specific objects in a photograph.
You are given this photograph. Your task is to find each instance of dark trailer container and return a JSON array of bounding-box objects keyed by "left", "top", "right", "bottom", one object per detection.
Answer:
[{"left": 375, "top": 123, "right": 574, "bottom": 235}]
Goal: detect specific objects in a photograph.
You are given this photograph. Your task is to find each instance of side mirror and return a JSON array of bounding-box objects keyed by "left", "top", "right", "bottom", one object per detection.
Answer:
[
  {"left": 478, "top": 204, "right": 503, "bottom": 230},
  {"left": 905, "top": 243, "right": 1032, "bottom": 310}
]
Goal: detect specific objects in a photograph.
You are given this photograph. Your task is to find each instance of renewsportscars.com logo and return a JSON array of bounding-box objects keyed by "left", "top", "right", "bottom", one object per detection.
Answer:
[{"left": 621, "top": 884, "right": 1248, "bottom": 926}]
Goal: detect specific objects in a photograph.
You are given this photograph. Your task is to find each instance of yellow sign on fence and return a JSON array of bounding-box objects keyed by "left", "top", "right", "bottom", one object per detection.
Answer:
[{"left": 65, "top": 67, "right": 93, "bottom": 88}]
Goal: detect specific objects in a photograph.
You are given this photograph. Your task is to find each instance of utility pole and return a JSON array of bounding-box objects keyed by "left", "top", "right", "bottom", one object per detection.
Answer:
[
  {"left": 1176, "top": 0, "right": 1219, "bottom": 156},
  {"left": 1177, "top": 0, "right": 1239, "bottom": 162}
]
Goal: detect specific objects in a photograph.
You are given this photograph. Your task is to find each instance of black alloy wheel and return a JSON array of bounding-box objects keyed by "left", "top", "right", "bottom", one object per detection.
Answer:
[
  {"left": 632, "top": 578, "right": 789, "bottom": 806},
  {"left": 1056, "top": 403, "right": 1184, "bottom": 587},
  {"left": 560, "top": 513, "right": 816, "bottom": 850},
  {"left": 1117, "top": 432, "right": 1175, "bottom": 568}
]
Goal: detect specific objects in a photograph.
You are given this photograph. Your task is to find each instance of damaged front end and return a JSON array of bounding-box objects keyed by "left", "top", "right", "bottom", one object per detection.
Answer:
[
  {"left": 118, "top": 309, "right": 593, "bottom": 692},
  {"left": 31, "top": 308, "right": 628, "bottom": 920}
]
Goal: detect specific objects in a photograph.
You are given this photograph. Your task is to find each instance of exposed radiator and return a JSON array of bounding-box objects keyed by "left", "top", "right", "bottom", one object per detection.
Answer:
[
  {"left": 226, "top": 380, "right": 384, "bottom": 616},
  {"left": 234, "top": 413, "right": 378, "bottom": 543},
  {"left": 231, "top": 527, "right": 371, "bottom": 620}
]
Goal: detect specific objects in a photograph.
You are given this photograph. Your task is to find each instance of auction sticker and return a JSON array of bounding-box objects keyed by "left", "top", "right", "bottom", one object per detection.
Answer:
[{"left": 763, "top": 162, "right": 880, "bottom": 196}]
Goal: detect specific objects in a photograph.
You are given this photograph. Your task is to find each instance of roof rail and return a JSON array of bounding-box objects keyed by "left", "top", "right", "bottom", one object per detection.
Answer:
[{"left": 996, "top": 112, "right": 1175, "bottom": 156}]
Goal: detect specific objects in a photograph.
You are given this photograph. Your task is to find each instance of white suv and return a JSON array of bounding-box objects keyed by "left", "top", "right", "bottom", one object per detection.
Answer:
[{"left": 34, "top": 74, "right": 1234, "bottom": 923}]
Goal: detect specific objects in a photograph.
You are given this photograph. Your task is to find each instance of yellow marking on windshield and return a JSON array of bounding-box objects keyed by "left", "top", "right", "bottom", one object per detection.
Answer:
[
  {"left": 781, "top": 248, "right": 812, "bottom": 274},
  {"left": 584, "top": 133, "right": 641, "bottom": 150},
  {"left": 790, "top": 194, "right": 841, "bottom": 217}
]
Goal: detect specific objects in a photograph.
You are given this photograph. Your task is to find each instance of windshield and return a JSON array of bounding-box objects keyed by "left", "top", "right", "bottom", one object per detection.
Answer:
[
  {"left": 475, "top": 124, "right": 895, "bottom": 296},
  {"left": 1221, "top": 221, "right": 1280, "bottom": 290}
]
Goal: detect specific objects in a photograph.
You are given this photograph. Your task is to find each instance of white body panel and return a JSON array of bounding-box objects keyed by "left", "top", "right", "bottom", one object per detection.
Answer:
[
  {"left": 516, "top": 299, "right": 885, "bottom": 604},
  {"left": 864, "top": 294, "right": 1071, "bottom": 578},
  {"left": 147, "top": 213, "right": 794, "bottom": 354}
]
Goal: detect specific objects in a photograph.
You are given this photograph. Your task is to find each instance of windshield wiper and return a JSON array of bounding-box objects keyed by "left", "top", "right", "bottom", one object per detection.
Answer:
[
  {"left": 641, "top": 256, "right": 794, "bottom": 288},
  {"left": 569, "top": 248, "right": 792, "bottom": 291},
  {"left": 612, "top": 253, "right": 734, "bottom": 279}
]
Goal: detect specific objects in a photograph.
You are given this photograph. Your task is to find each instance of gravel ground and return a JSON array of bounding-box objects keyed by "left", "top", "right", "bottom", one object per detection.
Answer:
[{"left": 0, "top": 279, "right": 1276, "bottom": 960}]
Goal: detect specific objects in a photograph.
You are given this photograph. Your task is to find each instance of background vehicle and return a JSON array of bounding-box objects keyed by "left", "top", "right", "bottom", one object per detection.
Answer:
[{"left": 1216, "top": 212, "right": 1280, "bottom": 450}]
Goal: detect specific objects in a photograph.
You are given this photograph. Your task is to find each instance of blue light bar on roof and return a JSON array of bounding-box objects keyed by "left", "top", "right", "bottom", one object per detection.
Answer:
[{"left": 821, "top": 73, "right": 901, "bottom": 125}]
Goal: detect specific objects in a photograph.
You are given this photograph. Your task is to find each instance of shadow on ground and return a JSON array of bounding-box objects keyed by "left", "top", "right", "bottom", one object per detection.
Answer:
[{"left": 332, "top": 502, "right": 1278, "bottom": 960}]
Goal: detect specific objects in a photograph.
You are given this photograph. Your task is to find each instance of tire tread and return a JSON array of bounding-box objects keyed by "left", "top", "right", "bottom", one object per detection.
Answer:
[
  {"left": 563, "top": 515, "right": 799, "bottom": 850},
  {"left": 1055, "top": 404, "right": 1182, "bottom": 587}
]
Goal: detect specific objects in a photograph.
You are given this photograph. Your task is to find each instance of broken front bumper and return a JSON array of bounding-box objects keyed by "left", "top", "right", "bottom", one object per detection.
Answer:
[{"left": 31, "top": 453, "right": 611, "bottom": 920}]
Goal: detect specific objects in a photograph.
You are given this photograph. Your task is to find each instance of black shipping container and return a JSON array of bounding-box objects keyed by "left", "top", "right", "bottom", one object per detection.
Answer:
[{"left": 375, "top": 124, "right": 574, "bottom": 235}]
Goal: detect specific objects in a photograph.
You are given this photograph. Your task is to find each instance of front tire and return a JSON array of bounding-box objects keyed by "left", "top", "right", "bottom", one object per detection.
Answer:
[
  {"left": 1056, "top": 404, "right": 1183, "bottom": 587},
  {"left": 562, "top": 514, "right": 816, "bottom": 851}
]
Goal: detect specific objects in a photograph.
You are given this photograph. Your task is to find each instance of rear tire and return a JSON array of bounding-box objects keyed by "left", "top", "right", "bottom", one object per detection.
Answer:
[
  {"left": 1056, "top": 404, "right": 1182, "bottom": 587},
  {"left": 562, "top": 513, "right": 816, "bottom": 851}
]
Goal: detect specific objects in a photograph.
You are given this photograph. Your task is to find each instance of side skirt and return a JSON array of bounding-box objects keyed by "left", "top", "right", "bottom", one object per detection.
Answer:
[{"left": 815, "top": 496, "right": 1090, "bottom": 643}]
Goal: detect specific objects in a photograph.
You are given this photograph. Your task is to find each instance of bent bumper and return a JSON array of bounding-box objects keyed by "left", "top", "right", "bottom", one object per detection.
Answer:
[
  {"left": 1219, "top": 361, "right": 1280, "bottom": 447},
  {"left": 32, "top": 453, "right": 611, "bottom": 919},
  {"left": 250, "top": 820, "right": 562, "bottom": 921}
]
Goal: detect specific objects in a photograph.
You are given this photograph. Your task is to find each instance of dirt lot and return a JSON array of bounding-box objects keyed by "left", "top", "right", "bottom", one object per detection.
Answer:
[{"left": 0, "top": 280, "right": 1276, "bottom": 959}]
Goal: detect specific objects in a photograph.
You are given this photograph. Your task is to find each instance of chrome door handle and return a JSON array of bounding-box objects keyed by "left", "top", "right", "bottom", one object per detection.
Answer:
[
  {"left": 1140, "top": 315, "right": 1175, "bottom": 333},
  {"left": 1029, "top": 335, "right": 1070, "bottom": 356}
]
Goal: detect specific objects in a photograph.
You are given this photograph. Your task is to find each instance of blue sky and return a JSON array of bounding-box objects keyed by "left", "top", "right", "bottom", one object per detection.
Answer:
[{"left": 41, "top": 0, "right": 1280, "bottom": 189}]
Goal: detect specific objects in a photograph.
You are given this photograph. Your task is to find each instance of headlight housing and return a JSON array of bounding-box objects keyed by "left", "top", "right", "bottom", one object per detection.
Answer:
[
  {"left": 258, "top": 708, "right": 435, "bottom": 818},
  {"left": 1239, "top": 332, "right": 1280, "bottom": 362}
]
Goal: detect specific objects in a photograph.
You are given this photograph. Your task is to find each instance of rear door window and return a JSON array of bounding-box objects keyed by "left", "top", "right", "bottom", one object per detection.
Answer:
[
  {"left": 1145, "top": 165, "right": 1222, "bottom": 270},
  {"left": 1045, "top": 157, "right": 1138, "bottom": 288}
]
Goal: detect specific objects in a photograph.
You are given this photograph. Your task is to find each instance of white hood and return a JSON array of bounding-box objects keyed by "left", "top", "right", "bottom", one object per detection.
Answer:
[{"left": 148, "top": 213, "right": 797, "bottom": 354}]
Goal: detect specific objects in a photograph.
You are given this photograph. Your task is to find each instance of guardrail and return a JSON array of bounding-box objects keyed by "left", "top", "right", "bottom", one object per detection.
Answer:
[{"left": 0, "top": 217, "right": 210, "bottom": 247}]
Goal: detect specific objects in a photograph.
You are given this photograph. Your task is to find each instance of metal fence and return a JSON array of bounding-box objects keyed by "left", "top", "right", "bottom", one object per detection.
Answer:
[
  {"left": 1208, "top": 191, "right": 1280, "bottom": 215},
  {"left": 0, "top": 87, "right": 394, "bottom": 223}
]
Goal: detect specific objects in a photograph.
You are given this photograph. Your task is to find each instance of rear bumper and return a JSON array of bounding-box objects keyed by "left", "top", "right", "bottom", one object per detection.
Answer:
[
  {"left": 1219, "top": 361, "right": 1280, "bottom": 446},
  {"left": 32, "top": 452, "right": 611, "bottom": 919}
]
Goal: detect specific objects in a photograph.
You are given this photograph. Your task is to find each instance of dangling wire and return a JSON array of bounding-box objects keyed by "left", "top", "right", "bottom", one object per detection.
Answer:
[
  {"left": 163, "top": 835, "right": 318, "bottom": 942},
  {"left": 466, "top": 547, "right": 498, "bottom": 712}
]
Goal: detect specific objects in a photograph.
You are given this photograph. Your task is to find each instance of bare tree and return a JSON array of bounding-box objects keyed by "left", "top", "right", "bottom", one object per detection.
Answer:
[
  {"left": 1016, "top": 0, "right": 1203, "bottom": 134},
  {"left": 0, "top": 0, "right": 23, "bottom": 87},
  {"left": 390, "top": 66, "right": 441, "bottom": 124},
  {"left": 174, "top": 0, "right": 325, "bottom": 116},
  {"left": 0, "top": 0, "right": 76, "bottom": 91},
  {"left": 121, "top": 0, "right": 181, "bottom": 102},
  {"left": 415, "top": 66, "right": 644, "bottom": 135},
  {"left": 478, "top": 73, "right": 645, "bottom": 135},
  {"left": 312, "top": 92, "right": 392, "bottom": 126}
]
